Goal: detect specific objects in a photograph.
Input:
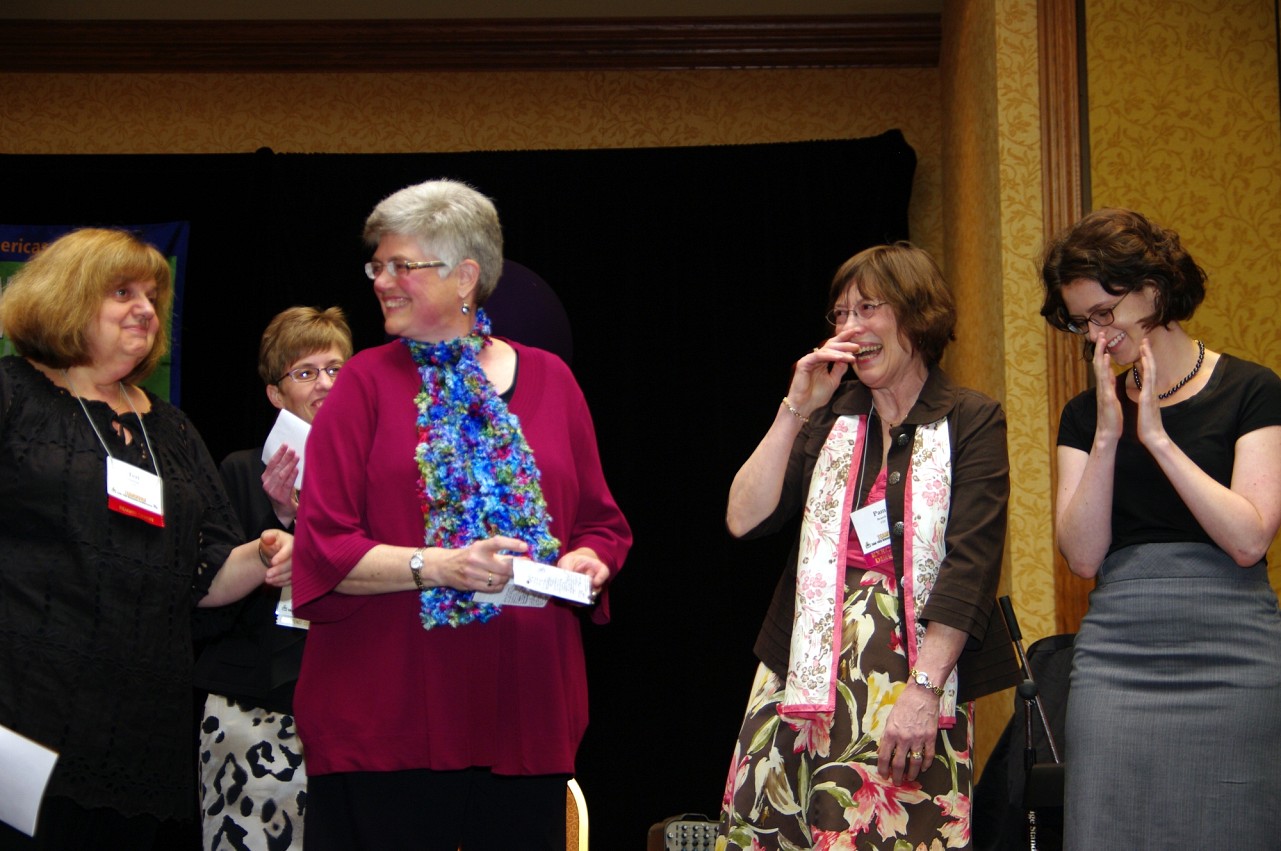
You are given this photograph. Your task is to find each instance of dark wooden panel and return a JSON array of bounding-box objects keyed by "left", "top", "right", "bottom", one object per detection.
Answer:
[
  {"left": 1039, "top": 0, "right": 1093, "bottom": 635},
  {"left": 0, "top": 15, "right": 940, "bottom": 72}
]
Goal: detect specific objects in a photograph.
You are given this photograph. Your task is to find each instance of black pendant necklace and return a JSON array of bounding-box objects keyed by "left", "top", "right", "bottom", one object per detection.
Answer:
[{"left": 1133, "top": 339, "right": 1205, "bottom": 400}]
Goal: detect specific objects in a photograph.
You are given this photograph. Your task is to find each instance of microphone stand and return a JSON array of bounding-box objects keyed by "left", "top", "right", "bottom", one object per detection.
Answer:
[
  {"left": 998, "top": 596, "right": 1064, "bottom": 851},
  {"left": 1000, "top": 596, "right": 1061, "bottom": 763},
  {"left": 1018, "top": 679, "right": 1041, "bottom": 850}
]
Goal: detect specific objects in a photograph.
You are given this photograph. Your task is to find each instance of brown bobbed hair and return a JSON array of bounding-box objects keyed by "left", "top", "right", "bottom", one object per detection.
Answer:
[
  {"left": 829, "top": 241, "right": 957, "bottom": 367},
  {"left": 0, "top": 228, "right": 173, "bottom": 383},
  {"left": 258, "top": 306, "right": 354, "bottom": 386},
  {"left": 1040, "top": 207, "right": 1206, "bottom": 335}
]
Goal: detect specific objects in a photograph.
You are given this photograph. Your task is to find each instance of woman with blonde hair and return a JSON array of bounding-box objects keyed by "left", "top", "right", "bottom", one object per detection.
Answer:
[{"left": 0, "top": 228, "right": 291, "bottom": 850}]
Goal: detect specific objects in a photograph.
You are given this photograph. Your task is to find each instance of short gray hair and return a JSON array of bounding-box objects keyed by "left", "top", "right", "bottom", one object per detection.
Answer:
[{"left": 363, "top": 179, "right": 504, "bottom": 306}]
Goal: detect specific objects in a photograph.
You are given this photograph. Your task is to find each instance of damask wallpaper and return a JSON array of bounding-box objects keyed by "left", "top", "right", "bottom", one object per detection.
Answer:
[
  {"left": 939, "top": 0, "right": 1051, "bottom": 779},
  {"left": 1085, "top": 0, "right": 1281, "bottom": 590}
]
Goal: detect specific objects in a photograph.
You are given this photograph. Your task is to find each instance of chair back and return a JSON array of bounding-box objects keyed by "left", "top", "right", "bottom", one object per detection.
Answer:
[{"left": 566, "top": 778, "right": 588, "bottom": 851}]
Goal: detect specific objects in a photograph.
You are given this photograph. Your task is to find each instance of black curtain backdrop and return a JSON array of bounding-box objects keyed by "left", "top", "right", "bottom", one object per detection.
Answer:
[{"left": 2, "top": 131, "right": 914, "bottom": 844}]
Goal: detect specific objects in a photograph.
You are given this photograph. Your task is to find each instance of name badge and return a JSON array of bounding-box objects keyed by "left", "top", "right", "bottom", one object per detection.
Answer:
[
  {"left": 275, "top": 586, "right": 310, "bottom": 630},
  {"left": 851, "top": 500, "right": 892, "bottom": 566},
  {"left": 106, "top": 456, "right": 165, "bottom": 527}
]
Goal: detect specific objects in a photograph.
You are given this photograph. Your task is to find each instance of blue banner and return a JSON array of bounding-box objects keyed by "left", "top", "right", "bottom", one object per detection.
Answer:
[{"left": 0, "top": 223, "right": 189, "bottom": 404}]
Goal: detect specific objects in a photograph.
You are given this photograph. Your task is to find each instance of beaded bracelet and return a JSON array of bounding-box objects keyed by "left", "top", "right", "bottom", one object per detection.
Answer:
[{"left": 782, "top": 397, "right": 810, "bottom": 423}]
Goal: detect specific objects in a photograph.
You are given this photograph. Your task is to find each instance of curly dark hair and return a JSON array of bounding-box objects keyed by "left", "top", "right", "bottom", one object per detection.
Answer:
[{"left": 1040, "top": 208, "right": 1206, "bottom": 336}]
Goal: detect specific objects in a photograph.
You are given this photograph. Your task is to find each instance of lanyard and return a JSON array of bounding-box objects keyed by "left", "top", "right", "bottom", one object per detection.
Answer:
[{"left": 63, "top": 371, "right": 161, "bottom": 477}]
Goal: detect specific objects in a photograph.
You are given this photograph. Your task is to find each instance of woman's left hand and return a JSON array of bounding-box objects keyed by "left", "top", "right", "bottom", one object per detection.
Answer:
[
  {"left": 1134, "top": 337, "right": 1172, "bottom": 448},
  {"left": 260, "top": 529, "right": 293, "bottom": 587},
  {"left": 557, "top": 547, "right": 611, "bottom": 594},
  {"left": 261, "top": 445, "right": 301, "bottom": 524},
  {"left": 877, "top": 682, "right": 939, "bottom": 786}
]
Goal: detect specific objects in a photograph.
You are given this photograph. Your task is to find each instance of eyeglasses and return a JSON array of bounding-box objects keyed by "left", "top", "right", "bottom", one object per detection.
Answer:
[
  {"left": 1065, "top": 290, "right": 1132, "bottom": 335},
  {"left": 826, "top": 301, "right": 888, "bottom": 327},
  {"left": 364, "top": 259, "right": 449, "bottom": 280},
  {"left": 279, "top": 365, "right": 342, "bottom": 384}
]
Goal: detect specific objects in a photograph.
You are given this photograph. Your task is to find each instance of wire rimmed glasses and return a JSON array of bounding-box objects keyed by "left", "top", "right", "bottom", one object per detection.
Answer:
[
  {"left": 278, "top": 365, "right": 342, "bottom": 384},
  {"left": 1065, "top": 290, "right": 1132, "bottom": 335},
  {"left": 825, "top": 301, "right": 888, "bottom": 327},
  {"left": 363, "top": 259, "right": 449, "bottom": 280}
]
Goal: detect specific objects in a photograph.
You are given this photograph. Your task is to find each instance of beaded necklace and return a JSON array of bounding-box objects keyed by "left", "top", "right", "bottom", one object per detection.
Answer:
[
  {"left": 404, "top": 309, "right": 560, "bottom": 630},
  {"left": 1133, "top": 339, "right": 1205, "bottom": 400}
]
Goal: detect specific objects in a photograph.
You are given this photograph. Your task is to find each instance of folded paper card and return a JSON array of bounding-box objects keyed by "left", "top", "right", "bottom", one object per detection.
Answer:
[
  {"left": 512, "top": 557, "right": 594, "bottom": 604},
  {"left": 472, "top": 557, "right": 594, "bottom": 607}
]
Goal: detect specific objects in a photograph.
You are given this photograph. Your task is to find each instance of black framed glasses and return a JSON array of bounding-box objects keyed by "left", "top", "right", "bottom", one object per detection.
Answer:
[
  {"left": 1065, "top": 290, "right": 1132, "bottom": 335},
  {"left": 278, "top": 365, "right": 342, "bottom": 384},
  {"left": 364, "top": 259, "right": 449, "bottom": 280},
  {"left": 825, "top": 301, "right": 888, "bottom": 327}
]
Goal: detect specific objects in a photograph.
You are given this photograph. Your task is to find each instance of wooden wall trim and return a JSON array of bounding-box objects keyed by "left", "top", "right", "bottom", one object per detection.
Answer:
[
  {"left": 1038, "top": 0, "right": 1092, "bottom": 635},
  {"left": 0, "top": 15, "right": 941, "bottom": 73}
]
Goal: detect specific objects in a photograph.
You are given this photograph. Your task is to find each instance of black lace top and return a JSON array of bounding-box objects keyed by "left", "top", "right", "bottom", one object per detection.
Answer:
[{"left": 0, "top": 356, "right": 244, "bottom": 818}]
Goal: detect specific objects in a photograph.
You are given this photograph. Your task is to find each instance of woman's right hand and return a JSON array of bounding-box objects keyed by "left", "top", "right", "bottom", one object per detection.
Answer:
[
  {"left": 1091, "top": 328, "right": 1124, "bottom": 444},
  {"left": 786, "top": 326, "right": 859, "bottom": 417},
  {"left": 727, "top": 329, "right": 858, "bottom": 537},
  {"left": 435, "top": 536, "right": 529, "bottom": 592}
]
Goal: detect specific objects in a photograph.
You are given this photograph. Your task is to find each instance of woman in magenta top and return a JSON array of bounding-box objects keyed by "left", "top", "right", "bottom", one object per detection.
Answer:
[{"left": 291, "top": 179, "right": 631, "bottom": 851}]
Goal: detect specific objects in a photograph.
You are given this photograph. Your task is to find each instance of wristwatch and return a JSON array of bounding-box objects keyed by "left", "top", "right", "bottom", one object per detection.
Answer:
[
  {"left": 409, "top": 548, "right": 426, "bottom": 592},
  {"left": 909, "top": 667, "right": 945, "bottom": 697}
]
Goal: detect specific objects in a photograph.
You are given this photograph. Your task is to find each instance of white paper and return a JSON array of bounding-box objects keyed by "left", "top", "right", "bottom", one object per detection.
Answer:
[
  {"left": 261, "top": 408, "right": 311, "bottom": 489},
  {"left": 512, "top": 557, "right": 594, "bottom": 605},
  {"left": 471, "top": 558, "right": 595, "bottom": 607},
  {"left": 0, "top": 724, "right": 58, "bottom": 837},
  {"left": 274, "top": 586, "right": 310, "bottom": 630},
  {"left": 472, "top": 582, "right": 550, "bottom": 608}
]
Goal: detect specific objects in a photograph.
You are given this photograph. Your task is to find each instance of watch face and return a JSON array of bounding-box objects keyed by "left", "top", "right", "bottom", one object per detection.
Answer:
[
  {"left": 914, "top": 671, "right": 928, "bottom": 685},
  {"left": 410, "top": 551, "right": 423, "bottom": 570}
]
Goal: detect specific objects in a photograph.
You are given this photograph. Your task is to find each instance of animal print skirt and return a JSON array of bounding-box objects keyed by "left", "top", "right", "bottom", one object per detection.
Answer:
[{"left": 199, "top": 694, "right": 308, "bottom": 851}]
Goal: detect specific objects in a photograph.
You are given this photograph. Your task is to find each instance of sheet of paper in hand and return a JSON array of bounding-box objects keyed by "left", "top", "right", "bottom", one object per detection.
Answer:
[
  {"left": 261, "top": 408, "right": 311, "bottom": 489},
  {"left": 472, "top": 557, "right": 594, "bottom": 607}
]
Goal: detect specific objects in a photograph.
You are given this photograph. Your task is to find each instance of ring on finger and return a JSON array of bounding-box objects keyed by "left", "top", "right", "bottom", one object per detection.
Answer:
[
  {"left": 907, "top": 750, "right": 923, "bottom": 761},
  {"left": 486, "top": 572, "right": 493, "bottom": 587}
]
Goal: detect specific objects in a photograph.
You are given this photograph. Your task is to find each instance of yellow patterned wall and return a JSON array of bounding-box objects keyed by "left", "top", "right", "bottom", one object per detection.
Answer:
[
  {"left": 0, "top": 68, "right": 944, "bottom": 258},
  {"left": 1085, "top": 0, "right": 1281, "bottom": 590},
  {"left": 940, "top": 0, "right": 1051, "bottom": 776}
]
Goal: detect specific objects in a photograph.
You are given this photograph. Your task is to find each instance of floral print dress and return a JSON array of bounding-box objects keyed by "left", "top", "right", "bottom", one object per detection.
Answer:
[{"left": 718, "top": 473, "right": 973, "bottom": 851}]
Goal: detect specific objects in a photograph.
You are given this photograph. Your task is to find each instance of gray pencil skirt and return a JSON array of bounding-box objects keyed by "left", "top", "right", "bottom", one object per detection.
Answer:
[{"left": 1064, "top": 542, "right": 1281, "bottom": 850}]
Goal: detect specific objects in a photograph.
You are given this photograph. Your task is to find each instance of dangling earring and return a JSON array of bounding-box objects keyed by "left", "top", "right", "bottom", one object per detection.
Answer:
[{"left": 461, "top": 303, "right": 470, "bottom": 315}]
